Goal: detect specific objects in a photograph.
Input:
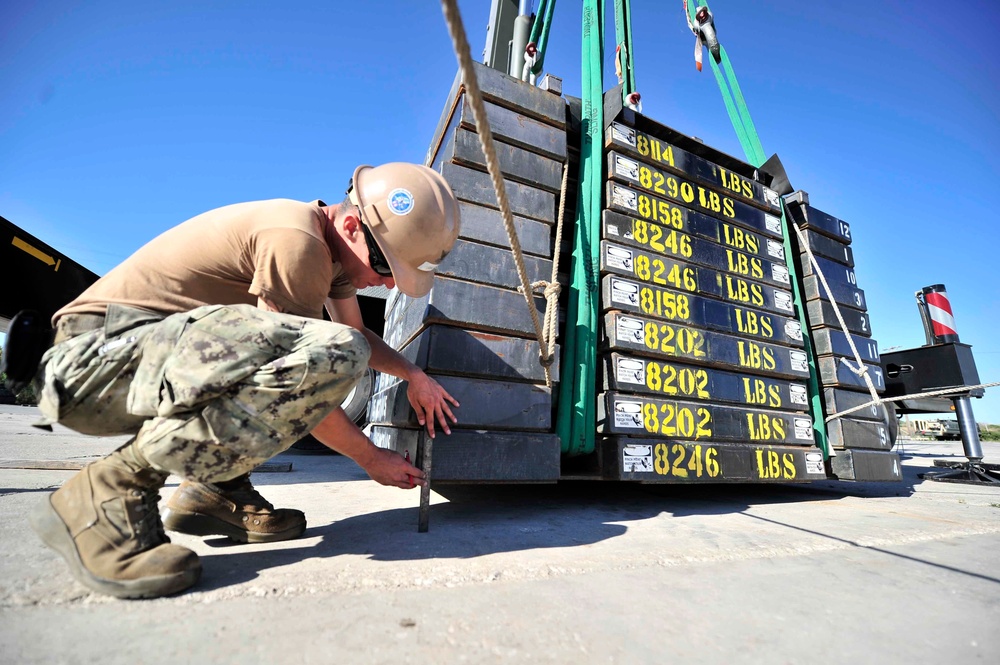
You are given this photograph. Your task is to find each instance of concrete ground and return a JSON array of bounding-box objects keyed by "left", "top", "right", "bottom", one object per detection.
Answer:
[{"left": 0, "top": 404, "right": 997, "bottom": 664}]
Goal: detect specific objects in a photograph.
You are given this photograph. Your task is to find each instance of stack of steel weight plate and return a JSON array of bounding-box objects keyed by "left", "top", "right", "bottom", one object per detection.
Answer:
[
  {"left": 596, "top": 111, "right": 827, "bottom": 483},
  {"left": 367, "top": 63, "right": 566, "bottom": 483},
  {"left": 784, "top": 192, "right": 902, "bottom": 481}
]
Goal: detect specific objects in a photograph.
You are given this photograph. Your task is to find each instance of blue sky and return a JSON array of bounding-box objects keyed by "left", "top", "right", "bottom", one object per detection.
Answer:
[{"left": 2, "top": 1, "right": 998, "bottom": 424}]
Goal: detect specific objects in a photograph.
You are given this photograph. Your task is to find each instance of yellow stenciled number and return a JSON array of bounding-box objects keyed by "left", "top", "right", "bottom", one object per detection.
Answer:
[
  {"left": 636, "top": 133, "right": 649, "bottom": 157},
  {"left": 633, "top": 220, "right": 649, "bottom": 245},
  {"left": 635, "top": 254, "right": 651, "bottom": 281},
  {"left": 642, "top": 402, "right": 659, "bottom": 434},
  {"left": 644, "top": 321, "right": 659, "bottom": 350},
  {"left": 705, "top": 447, "right": 720, "bottom": 477},
  {"left": 654, "top": 443, "right": 669, "bottom": 475},
  {"left": 645, "top": 362, "right": 662, "bottom": 392},
  {"left": 638, "top": 196, "right": 652, "bottom": 218},
  {"left": 639, "top": 166, "right": 653, "bottom": 190}
]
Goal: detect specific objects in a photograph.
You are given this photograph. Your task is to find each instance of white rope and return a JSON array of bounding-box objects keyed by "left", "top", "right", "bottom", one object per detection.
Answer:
[{"left": 440, "top": 0, "right": 558, "bottom": 387}]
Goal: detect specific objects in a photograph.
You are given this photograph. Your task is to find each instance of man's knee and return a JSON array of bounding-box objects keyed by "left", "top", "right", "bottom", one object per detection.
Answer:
[{"left": 302, "top": 324, "right": 371, "bottom": 386}]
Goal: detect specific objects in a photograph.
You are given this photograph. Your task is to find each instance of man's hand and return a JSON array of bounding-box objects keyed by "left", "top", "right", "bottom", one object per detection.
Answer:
[
  {"left": 359, "top": 446, "right": 427, "bottom": 489},
  {"left": 406, "top": 370, "right": 459, "bottom": 438}
]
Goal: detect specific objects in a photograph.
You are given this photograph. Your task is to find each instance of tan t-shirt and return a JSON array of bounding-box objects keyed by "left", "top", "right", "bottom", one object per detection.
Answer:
[{"left": 55, "top": 199, "right": 356, "bottom": 323}]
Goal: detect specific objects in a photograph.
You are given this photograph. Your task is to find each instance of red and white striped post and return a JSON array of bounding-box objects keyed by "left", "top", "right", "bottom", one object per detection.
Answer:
[{"left": 920, "top": 284, "right": 960, "bottom": 344}]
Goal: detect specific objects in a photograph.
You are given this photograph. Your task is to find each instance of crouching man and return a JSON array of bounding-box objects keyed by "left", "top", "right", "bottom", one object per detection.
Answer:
[{"left": 30, "top": 163, "right": 460, "bottom": 598}]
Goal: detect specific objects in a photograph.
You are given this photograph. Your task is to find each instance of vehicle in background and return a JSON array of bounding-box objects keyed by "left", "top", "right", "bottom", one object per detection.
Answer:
[{"left": 912, "top": 419, "right": 961, "bottom": 441}]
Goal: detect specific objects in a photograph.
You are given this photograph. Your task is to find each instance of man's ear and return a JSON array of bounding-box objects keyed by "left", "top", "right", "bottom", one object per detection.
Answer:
[{"left": 342, "top": 212, "right": 361, "bottom": 239}]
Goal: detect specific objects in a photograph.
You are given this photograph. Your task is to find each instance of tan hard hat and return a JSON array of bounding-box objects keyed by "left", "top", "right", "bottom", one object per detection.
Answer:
[{"left": 349, "top": 163, "right": 460, "bottom": 298}]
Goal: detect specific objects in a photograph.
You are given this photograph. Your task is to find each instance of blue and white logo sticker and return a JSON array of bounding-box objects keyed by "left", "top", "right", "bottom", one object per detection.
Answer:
[{"left": 387, "top": 188, "right": 414, "bottom": 216}]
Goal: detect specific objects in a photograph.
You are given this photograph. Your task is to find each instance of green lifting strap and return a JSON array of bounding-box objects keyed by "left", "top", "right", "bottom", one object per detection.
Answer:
[
  {"left": 613, "top": 0, "right": 637, "bottom": 102},
  {"left": 528, "top": 0, "right": 557, "bottom": 76},
  {"left": 685, "top": 0, "right": 830, "bottom": 458},
  {"left": 556, "top": 0, "right": 604, "bottom": 456}
]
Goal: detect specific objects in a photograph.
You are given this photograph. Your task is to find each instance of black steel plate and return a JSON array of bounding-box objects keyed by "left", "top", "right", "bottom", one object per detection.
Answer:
[
  {"left": 796, "top": 229, "right": 854, "bottom": 267},
  {"left": 437, "top": 126, "right": 564, "bottom": 193},
  {"left": 604, "top": 437, "right": 827, "bottom": 483},
  {"left": 829, "top": 449, "right": 902, "bottom": 481},
  {"left": 607, "top": 151, "right": 775, "bottom": 232},
  {"left": 811, "top": 329, "right": 880, "bottom": 364},
  {"left": 397, "top": 324, "right": 558, "bottom": 383},
  {"left": 599, "top": 392, "right": 815, "bottom": 445},
  {"left": 822, "top": 388, "right": 886, "bottom": 423},
  {"left": 603, "top": 205, "right": 785, "bottom": 262},
  {"left": 601, "top": 214, "right": 792, "bottom": 289},
  {"left": 457, "top": 202, "right": 552, "bottom": 257},
  {"left": 602, "top": 352, "right": 810, "bottom": 413},
  {"left": 607, "top": 182, "right": 784, "bottom": 242},
  {"left": 802, "top": 274, "right": 867, "bottom": 312},
  {"left": 785, "top": 193, "right": 852, "bottom": 243},
  {"left": 369, "top": 375, "right": 552, "bottom": 431},
  {"left": 604, "top": 122, "right": 781, "bottom": 213},
  {"left": 817, "top": 356, "right": 886, "bottom": 392},
  {"left": 384, "top": 277, "right": 545, "bottom": 350},
  {"left": 601, "top": 275, "right": 804, "bottom": 348},
  {"left": 370, "top": 426, "right": 561, "bottom": 483},
  {"left": 826, "top": 417, "right": 893, "bottom": 451},
  {"left": 440, "top": 162, "right": 555, "bottom": 223},
  {"left": 438, "top": 239, "right": 551, "bottom": 290},
  {"left": 805, "top": 299, "right": 873, "bottom": 337},
  {"left": 601, "top": 240, "right": 796, "bottom": 317},
  {"left": 603, "top": 311, "right": 811, "bottom": 380}
]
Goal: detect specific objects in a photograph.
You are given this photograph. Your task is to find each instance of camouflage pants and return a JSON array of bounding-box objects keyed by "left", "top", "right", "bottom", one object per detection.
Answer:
[{"left": 36, "top": 304, "right": 370, "bottom": 482}]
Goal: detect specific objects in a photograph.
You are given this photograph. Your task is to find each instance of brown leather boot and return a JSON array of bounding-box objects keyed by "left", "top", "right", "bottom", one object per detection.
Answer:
[
  {"left": 30, "top": 440, "right": 202, "bottom": 599},
  {"left": 162, "top": 473, "right": 306, "bottom": 543}
]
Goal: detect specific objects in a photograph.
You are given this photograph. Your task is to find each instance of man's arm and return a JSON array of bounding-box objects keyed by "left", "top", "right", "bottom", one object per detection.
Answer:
[{"left": 325, "top": 296, "right": 459, "bottom": 437}]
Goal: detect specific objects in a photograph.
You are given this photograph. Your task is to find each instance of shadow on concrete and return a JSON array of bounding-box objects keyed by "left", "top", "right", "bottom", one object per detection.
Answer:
[{"left": 740, "top": 511, "right": 1000, "bottom": 585}]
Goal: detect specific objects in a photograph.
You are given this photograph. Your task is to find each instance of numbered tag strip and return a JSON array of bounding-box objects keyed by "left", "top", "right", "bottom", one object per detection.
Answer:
[
  {"left": 607, "top": 151, "right": 777, "bottom": 235},
  {"left": 604, "top": 352, "right": 809, "bottom": 413},
  {"left": 611, "top": 438, "right": 827, "bottom": 482},
  {"left": 601, "top": 240, "right": 796, "bottom": 317},
  {"left": 600, "top": 392, "right": 815, "bottom": 445},
  {"left": 826, "top": 417, "right": 892, "bottom": 451},
  {"left": 798, "top": 229, "right": 854, "bottom": 268},
  {"left": 802, "top": 274, "right": 867, "bottom": 312},
  {"left": 822, "top": 388, "right": 885, "bottom": 422},
  {"left": 818, "top": 356, "right": 886, "bottom": 393},
  {"left": 601, "top": 214, "right": 791, "bottom": 289},
  {"left": 607, "top": 183, "right": 784, "bottom": 243},
  {"left": 604, "top": 311, "right": 811, "bottom": 379},
  {"left": 812, "top": 328, "right": 880, "bottom": 364},
  {"left": 605, "top": 122, "right": 781, "bottom": 213},
  {"left": 602, "top": 275, "right": 804, "bottom": 348},
  {"left": 806, "top": 299, "right": 872, "bottom": 338}
]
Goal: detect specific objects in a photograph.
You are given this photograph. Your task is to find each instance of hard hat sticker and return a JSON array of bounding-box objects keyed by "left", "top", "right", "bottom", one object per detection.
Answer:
[
  {"left": 387, "top": 188, "right": 414, "bottom": 216},
  {"left": 417, "top": 261, "right": 439, "bottom": 272}
]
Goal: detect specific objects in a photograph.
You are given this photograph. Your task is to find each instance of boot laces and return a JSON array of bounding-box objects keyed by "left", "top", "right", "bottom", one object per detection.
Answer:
[
  {"left": 216, "top": 477, "right": 275, "bottom": 512},
  {"left": 133, "top": 486, "right": 170, "bottom": 547}
]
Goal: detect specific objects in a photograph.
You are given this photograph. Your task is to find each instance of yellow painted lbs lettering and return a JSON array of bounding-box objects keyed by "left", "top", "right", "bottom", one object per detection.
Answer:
[
  {"left": 746, "top": 413, "right": 787, "bottom": 442},
  {"left": 723, "top": 275, "right": 765, "bottom": 307},
  {"left": 755, "top": 450, "right": 797, "bottom": 479},
  {"left": 734, "top": 308, "right": 774, "bottom": 339},
  {"left": 741, "top": 377, "right": 783, "bottom": 409},
  {"left": 721, "top": 224, "right": 760, "bottom": 254},
  {"left": 737, "top": 340, "right": 777, "bottom": 371},
  {"left": 725, "top": 250, "right": 764, "bottom": 280}
]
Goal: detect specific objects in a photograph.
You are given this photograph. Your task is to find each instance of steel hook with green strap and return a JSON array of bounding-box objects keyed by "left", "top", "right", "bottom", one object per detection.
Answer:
[{"left": 683, "top": 0, "right": 831, "bottom": 458}]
